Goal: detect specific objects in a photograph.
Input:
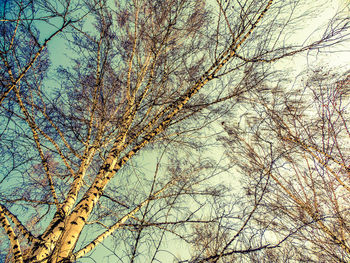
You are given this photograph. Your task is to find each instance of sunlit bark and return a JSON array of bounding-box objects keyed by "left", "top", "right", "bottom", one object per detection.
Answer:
[{"left": 0, "top": 0, "right": 349, "bottom": 262}]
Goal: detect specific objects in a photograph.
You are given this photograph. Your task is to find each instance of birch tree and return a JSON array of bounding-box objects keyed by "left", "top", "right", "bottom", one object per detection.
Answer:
[
  {"left": 0, "top": 0, "right": 349, "bottom": 262},
  {"left": 221, "top": 69, "right": 350, "bottom": 262}
]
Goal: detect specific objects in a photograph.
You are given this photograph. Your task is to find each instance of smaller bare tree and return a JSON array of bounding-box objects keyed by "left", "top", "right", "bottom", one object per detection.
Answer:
[{"left": 221, "top": 68, "right": 350, "bottom": 262}]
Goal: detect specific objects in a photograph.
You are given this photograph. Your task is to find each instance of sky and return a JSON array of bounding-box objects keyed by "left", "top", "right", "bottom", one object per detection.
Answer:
[{"left": 1, "top": 0, "right": 350, "bottom": 262}]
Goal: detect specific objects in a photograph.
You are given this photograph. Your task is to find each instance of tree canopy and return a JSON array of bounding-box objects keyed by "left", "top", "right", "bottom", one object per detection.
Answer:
[{"left": 0, "top": 0, "right": 349, "bottom": 262}]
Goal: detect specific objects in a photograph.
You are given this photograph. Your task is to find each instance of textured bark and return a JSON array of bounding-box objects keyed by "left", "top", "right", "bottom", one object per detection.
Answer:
[
  {"left": 0, "top": 206, "right": 23, "bottom": 263},
  {"left": 1, "top": 0, "right": 348, "bottom": 262}
]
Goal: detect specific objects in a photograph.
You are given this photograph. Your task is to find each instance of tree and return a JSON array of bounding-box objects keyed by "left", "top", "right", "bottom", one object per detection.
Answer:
[
  {"left": 0, "top": 0, "right": 349, "bottom": 262},
  {"left": 0, "top": 0, "right": 81, "bottom": 106},
  {"left": 221, "top": 68, "right": 350, "bottom": 262}
]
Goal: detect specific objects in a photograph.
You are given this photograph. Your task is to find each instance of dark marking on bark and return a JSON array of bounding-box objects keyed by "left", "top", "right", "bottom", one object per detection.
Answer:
[
  {"left": 32, "top": 241, "right": 41, "bottom": 251},
  {"left": 103, "top": 163, "right": 110, "bottom": 172},
  {"left": 42, "top": 214, "right": 63, "bottom": 238},
  {"left": 94, "top": 185, "right": 103, "bottom": 192}
]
